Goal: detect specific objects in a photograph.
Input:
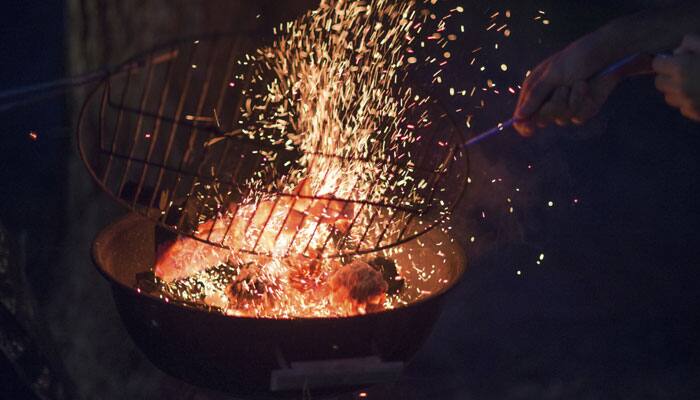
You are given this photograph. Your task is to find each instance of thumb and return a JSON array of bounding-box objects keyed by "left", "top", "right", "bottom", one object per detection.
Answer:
[{"left": 675, "top": 34, "right": 700, "bottom": 55}]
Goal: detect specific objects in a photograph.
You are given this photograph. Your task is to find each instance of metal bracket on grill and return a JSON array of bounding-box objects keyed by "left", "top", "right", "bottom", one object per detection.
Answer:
[{"left": 269, "top": 356, "right": 403, "bottom": 392}]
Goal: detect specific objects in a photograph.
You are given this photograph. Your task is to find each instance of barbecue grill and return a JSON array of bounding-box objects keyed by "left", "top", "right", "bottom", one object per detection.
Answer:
[{"left": 81, "top": 32, "right": 470, "bottom": 397}]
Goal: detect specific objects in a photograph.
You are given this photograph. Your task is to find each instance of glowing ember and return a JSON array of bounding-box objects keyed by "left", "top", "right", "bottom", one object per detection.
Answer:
[{"left": 328, "top": 260, "right": 388, "bottom": 315}]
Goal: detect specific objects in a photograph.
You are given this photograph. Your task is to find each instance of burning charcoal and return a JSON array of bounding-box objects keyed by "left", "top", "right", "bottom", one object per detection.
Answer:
[
  {"left": 225, "top": 264, "right": 280, "bottom": 311},
  {"left": 368, "top": 257, "right": 405, "bottom": 294},
  {"left": 226, "top": 268, "right": 265, "bottom": 300},
  {"left": 157, "top": 262, "right": 239, "bottom": 305},
  {"left": 329, "top": 260, "right": 388, "bottom": 315},
  {"left": 287, "top": 250, "right": 324, "bottom": 292}
]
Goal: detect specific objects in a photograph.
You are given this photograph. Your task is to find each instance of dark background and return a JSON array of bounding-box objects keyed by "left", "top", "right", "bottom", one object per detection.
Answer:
[{"left": 0, "top": 1, "right": 698, "bottom": 399}]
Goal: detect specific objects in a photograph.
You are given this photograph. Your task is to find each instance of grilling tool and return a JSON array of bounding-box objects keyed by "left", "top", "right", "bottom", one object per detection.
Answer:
[{"left": 462, "top": 52, "right": 659, "bottom": 148}]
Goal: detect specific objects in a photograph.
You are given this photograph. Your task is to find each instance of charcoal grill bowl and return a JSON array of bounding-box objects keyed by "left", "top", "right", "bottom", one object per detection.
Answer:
[{"left": 92, "top": 213, "right": 466, "bottom": 398}]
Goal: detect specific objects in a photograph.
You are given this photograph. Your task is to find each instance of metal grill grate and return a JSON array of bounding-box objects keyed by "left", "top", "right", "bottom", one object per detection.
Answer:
[{"left": 77, "top": 34, "right": 469, "bottom": 258}]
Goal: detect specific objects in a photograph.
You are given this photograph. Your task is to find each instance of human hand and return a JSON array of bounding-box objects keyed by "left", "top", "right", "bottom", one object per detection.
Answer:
[
  {"left": 652, "top": 34, "right": 700, "bottom": 122},
  {"left": 514, "top": 37, "right": 622, "bottom": 136}
]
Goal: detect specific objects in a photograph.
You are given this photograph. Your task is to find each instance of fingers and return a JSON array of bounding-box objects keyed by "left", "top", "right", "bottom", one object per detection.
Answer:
[
  {"left": 515, "top": 79, "right": 614, "bottom": 133},
  {"left": 516, "top": 78, "right": 557, "bottom": 121},
  {"left": 652, "top": 54, "right": 691, "bottom": 78},
  {"left": 539, "top": 86, "right": 572, "bottom": 126},
  {"left": 514, "top": 66, "right": 558, "bottom": 137},
  {"left": 654, "top": 74, "right": 680, "bottom": 94},
  {"left": 680, "top": 106, "right": 700, "bottom": 122},
  {"left": 552, "top": 86, "right": 573, "bottom": 126},
  {"left": 664, "top": 93, "right": 686, "bottom": 108},
  {"left": 653, "top": 50, "right": 700, "bottom": 122},
  {"left": 675, "top": 34, "right": 700, "bottom": 55},
  {"left": 513, "top": 120, "right": 536, "bottom": 137},
  {"left": 569, "top": 80, "right": 593, "bottom": 125},
  {"left": 590, "top": 74, "right": 620, "bottom": 103},
  {"left": 569, "top": 75, "right": 617, "bottom": 126},
  {"left": 514, "top": 72, "right": 567, "bottom": 136},
  {"left": 520, "top": 75, "right": 617, "bottom": 131},
  {"left": 569, "top": 80, "right": 588, "bottom": 113}
]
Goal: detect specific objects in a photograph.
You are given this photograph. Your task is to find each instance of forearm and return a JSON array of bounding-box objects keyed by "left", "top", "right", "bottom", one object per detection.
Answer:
[
  {"left": 514, "top": 2, "right": 700, "bottom": 134},
  {"left": 602, "top": 2, "right": 699, "bottom": 54},
  {"left": 578, "top": 1, "right": 700, "bottom": 71}
]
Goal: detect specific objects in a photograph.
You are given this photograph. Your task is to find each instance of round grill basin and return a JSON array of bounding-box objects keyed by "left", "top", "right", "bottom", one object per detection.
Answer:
[{"left": 92, "top": 213, "right": 466, "bottom": 397}]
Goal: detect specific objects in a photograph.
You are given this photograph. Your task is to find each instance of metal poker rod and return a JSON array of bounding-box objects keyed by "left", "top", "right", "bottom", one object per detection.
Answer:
[
  {"left": 0, "top": 49, "right": 179, "bottom": 113},
  {"left": 463, "top": 52, "right": 660, "bottom": 148}
]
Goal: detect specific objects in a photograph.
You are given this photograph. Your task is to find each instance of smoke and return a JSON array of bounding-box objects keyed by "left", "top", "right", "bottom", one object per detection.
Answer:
[{"left": 426, "top": 1, "right": 614, "bottom": 267}]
